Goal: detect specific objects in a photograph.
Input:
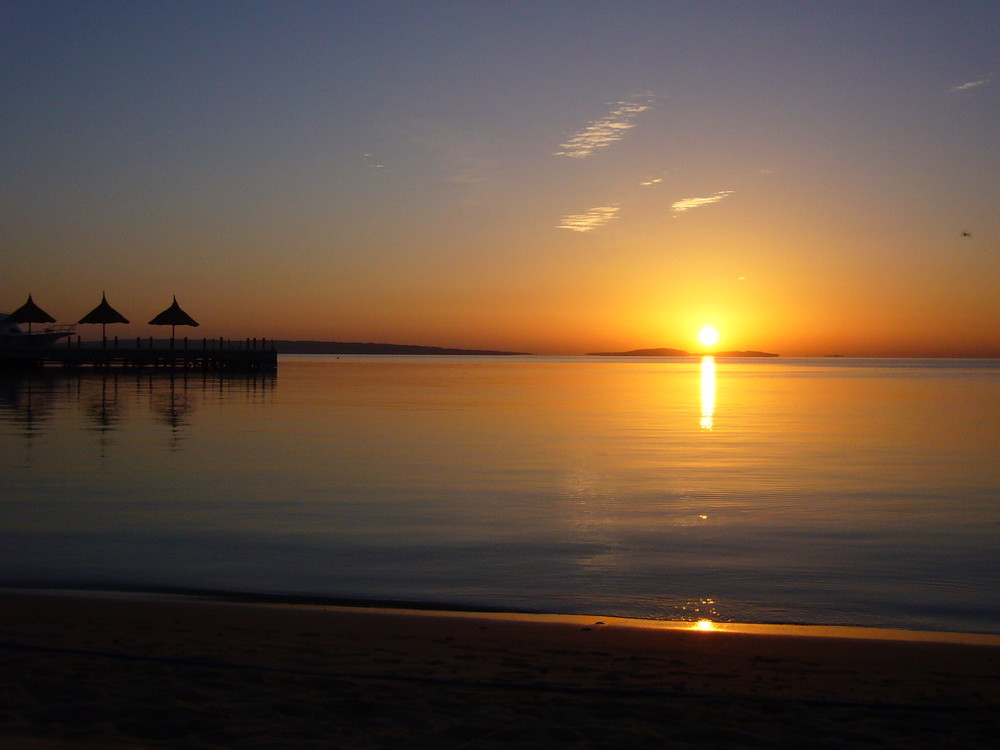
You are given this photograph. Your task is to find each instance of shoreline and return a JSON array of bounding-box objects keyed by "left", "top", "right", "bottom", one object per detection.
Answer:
[
  {"left": 6, "top": 585, "right": 1000, "bottom": 647},
  {"left": 5, "top": 583, "right": 1000, "bottom": 645},
  {"left": 2, "top": 589, "right": 999, "bottom": 748}
]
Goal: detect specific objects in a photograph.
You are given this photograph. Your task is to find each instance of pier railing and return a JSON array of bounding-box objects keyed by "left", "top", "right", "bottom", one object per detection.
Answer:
[
  {"left": 1, "top": 336, "right": 277, "bottom": 371},
  {"left": 72, "top": 336, "right": 275, "bottom": 352}
]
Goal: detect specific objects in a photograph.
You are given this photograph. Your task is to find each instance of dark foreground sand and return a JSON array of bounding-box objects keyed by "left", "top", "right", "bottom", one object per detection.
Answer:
[{"left": 2, "top": 591, "right": 999, "bottom": 749}]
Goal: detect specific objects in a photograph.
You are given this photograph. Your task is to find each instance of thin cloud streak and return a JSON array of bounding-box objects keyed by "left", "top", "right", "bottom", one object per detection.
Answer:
[
  {"left": 363, "top": 153, "right": 387, "bottom": 170},
  {"left": 671, "top": 190, "right": 733, "bottom": 213},
  {"left": 555, "top": 95, "right": 655, "bottom": 159},
  {"left": 951, "top": 76, "right": 992, "bottom": 92},
  {"left": 557, "top": 204, "right": 620, "bottom": 232}
]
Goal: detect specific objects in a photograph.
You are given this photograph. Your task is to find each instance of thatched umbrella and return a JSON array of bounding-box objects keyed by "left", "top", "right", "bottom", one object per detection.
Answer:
[
  {"left": 6, "top": 294, "right": 56, "bottom": 334},
  {"left": 148, "top": 296, "right": 199, "bottom": 348},
  {"left": 78, "top": 292, "right": 129, "bottom": 347}
]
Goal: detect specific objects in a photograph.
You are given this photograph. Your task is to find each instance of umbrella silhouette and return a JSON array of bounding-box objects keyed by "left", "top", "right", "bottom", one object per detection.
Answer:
[
  {"left": 6, "top": 294, "right": 56, "bottom": 334},
  {"left": 148, "top": 296, "right": 199, "bottom": 347},
  {"left": 78, "top": 293, "right": 129, "bottom": 347}
]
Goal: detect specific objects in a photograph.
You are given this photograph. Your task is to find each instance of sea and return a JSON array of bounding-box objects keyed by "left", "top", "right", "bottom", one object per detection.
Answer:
[{"left": 2, "top": 355, "right": 998, "bottom": 634}]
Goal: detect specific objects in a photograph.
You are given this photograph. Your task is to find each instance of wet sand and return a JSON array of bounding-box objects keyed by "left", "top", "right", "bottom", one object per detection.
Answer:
[{"left": 2, "top": 590, "right": 999, "bottom": 748}]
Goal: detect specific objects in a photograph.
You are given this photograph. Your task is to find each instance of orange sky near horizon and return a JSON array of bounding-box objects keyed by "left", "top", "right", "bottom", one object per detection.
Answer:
[{"left": 3, "top": 3, "right": 998, "bottom": 357}]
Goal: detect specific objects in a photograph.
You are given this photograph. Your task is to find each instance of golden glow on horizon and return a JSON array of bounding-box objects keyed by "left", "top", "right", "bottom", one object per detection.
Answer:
[
  {"left": 694, "top": 619, "right": 716, "bottom": 631},
  {"left": 698, "top": 326, "right": 720, "bottom": 348},
  {"left": 700, "top": 356, "right": 715, "bottom": 431}
]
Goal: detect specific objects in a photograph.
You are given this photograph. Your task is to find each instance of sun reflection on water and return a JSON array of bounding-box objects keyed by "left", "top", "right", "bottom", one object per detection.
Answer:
[{"left": 700, "top": 355, "right": 715, "bottom": 430}]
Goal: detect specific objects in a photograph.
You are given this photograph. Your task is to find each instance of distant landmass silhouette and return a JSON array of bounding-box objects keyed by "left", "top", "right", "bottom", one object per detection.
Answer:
[
  {"left": 273, "top": 340, "right": 528, "bottom": 356},
  {"left": 589, "top": 347, "right": 690, "bottom": 357},
  {"left": 589, "top": 347, "right": 779, "bottom": 357},
  {"left": 711, "top": 350, "right": 779, "bottom": 357},
  {"left": 272, "top": 341, "right": 779, "bottom": 357}
]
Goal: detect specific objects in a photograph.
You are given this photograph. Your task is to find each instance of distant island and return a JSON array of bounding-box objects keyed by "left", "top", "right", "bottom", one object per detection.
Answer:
[
  {"left": 270, "top": 341, "right": 779, "bottom": 357},
  {"left": 272, "top": 340, "right": 528, "bottom": 356},
  {"left": 589, "top": 347, "right": 779, "bottom": 357}
]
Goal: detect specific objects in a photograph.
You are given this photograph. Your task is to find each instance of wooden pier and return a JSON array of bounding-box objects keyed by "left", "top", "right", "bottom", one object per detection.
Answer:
[{"left": 0, "top": 337, "right": 277, "bottom": 371}]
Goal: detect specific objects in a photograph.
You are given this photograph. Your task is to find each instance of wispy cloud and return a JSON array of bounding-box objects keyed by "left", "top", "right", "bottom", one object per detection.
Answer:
[
  {"left": 557, "top": 204, "right": 620, "bottom": 232},
  {"left": 406, "top": 122, "right": 502, "bottom": 202},
  {"left": 441, "top": 148, "right": 500, "bottom": 188},
  {"left": 555, "top": 95, "right": 655, "bottom": 159},
  {"left": 951, "top": 75, "right": 992, "bottom": 92},
  {"left": 671, "top": 190, "right": 733, "bottom": 213},
  {"left": 639, "top": 177, "right": 663, "bottom": 187}
]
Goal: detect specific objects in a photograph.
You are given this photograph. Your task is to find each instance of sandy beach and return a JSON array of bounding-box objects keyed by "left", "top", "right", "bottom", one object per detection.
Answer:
[{"left": 1, "top": 591, "right": 999, "bottom": 749}]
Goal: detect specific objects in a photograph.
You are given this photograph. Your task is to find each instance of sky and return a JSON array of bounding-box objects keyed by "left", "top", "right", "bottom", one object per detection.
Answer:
[{"left": 2, "top": 1, "right": 998, "bottom": 356}]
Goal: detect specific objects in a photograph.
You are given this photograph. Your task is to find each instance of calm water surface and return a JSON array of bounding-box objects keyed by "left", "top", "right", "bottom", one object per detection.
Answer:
[{"left": 2, "top": 356, "right": 998, "bottom": 633}]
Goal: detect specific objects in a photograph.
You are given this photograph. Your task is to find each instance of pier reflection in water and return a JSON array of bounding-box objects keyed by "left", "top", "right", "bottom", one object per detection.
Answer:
[{"left": 0, "top": 369, "right": 276, "bottom": 460}]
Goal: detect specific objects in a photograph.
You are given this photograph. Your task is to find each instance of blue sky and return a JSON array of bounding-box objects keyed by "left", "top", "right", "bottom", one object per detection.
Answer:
[{"left": 3, "top": 1, "right": 998, "bottom": 354}]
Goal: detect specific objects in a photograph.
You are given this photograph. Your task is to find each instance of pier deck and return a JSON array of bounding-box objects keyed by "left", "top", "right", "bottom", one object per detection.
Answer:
[{"left": 0, "top": 338, "right": 277, "bottom": 371}]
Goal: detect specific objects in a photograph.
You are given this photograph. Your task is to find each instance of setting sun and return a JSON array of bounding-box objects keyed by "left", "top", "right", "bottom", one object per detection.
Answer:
[{"left": 698, "top": 326, "right": 720, "bottom": 348}]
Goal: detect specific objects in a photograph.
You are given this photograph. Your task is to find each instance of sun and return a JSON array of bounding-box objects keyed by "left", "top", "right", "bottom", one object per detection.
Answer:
[{"left": 698, "top": 326, "right": 720, "bottom": 348}]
